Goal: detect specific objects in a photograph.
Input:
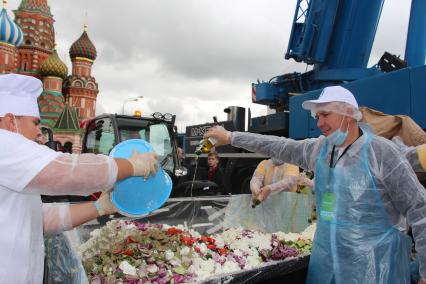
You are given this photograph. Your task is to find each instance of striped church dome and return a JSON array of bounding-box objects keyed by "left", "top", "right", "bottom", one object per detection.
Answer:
[
  {"left": 17, "top": 0, "right": 51, "bottom": 17},
  {"left": 69, "top": 30, "right": 97, "bottom": 61},
  {"left": 40, "top": 49, "right": 68, "bottom": 79},
  {"left": 0, "top": 7, "right": 23, "bottom": 46}
]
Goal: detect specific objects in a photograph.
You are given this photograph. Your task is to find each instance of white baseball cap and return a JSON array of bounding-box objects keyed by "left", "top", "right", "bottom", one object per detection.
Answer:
[
  {"left": 0, "top": 74, "right": 42, "bottom": 118},
  {"left": 302, "top": 86, "right": 358, "bottom": 110}
]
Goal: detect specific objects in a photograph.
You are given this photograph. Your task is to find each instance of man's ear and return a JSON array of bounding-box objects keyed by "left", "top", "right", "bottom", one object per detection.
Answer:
[{"left": 1, "top": 113, "right": 17, "bottom": 131}]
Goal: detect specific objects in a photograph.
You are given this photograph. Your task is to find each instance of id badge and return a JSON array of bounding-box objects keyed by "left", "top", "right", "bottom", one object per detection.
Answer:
[{"left": 320, "top": 192, "right": 335, "bottom": 221}]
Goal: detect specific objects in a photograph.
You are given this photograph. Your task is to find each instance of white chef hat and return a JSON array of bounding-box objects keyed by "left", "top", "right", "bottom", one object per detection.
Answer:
[
  {"left": 0, "top": 74, "right": 42, "bottom": 118},
  {"left": 302, "top": 86, "right": 362, "bottom": 121}
]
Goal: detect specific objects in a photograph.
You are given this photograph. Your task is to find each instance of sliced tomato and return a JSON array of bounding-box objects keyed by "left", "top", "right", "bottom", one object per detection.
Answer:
[
  {"left": 126, "top": 236, "right": 138, "bottom": 244},
  {"left": 200, "top": 236, "right": 209, "bottom": 243},
  {"left": 206, "top": 237, "right": 216, "bottom": 244},
  {"left": 207, "top": 244, "right": 217, "bottom": 250},
  {"left": 180, "top": 236, "right": 195, "bottom": 246},
  {"left": 122, "top": 248, "right": 134, "bottom": 256},
  {"left": 218, "top": 248, "right": 228, "bottom": 256},
  {"left": 167, "top": 227, "right": 183, "bottom": 236}
]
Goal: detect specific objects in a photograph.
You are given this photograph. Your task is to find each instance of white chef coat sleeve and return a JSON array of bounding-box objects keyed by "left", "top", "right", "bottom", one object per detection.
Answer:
[
  {"left": 42, "top": 203, "right": 73, "bottom": 235},
  {"left": 0, "top": 130, "right": 60, "bottom": 192},
  {"left": 25, "top": 153, "right": 118, "bottom": 196}
]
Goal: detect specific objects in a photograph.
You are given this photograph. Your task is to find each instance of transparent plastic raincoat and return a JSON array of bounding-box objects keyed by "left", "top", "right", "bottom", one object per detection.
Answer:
[
  {"left": 392, "top": 137, "right": 426, "bottom": 172},
  {"left": 229, "top": 124, "right": 426, "bottom": 283},
  {"left": 250, "top": 159, "right": 300, "bottom": 195}
]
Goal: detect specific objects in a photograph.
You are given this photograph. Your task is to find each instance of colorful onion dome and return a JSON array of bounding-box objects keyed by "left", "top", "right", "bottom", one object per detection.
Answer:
[
  {"left": 0, "top": 7, "right": 23, "bottom": 46},
  {"left": 40, "top": 49, "right": 68, "bottom": 79},
  {"left": 69, "top": 31, "right": 97, "bottom": 61},
  {"left": 18, "top": 0, "right": 51, "bottom": 16}
]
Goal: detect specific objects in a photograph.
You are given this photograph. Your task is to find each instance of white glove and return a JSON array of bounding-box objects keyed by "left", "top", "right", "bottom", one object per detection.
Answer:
[
  {"left": 204, "top": 126, "right": 232, "bottom": 147},
  {"left": 297, "top": 173, "right": 314, "bottom": 188},
  {"left": 94, "top": 191, "right": 117, "bottom": 216},
  {"left": 258, "top": 186, "right": 272, "bottom": 202},
  {"left": 128, "top": 150, "right": 158, "bottom": 179},
  {"left": 250, "top": 173, "right": 264, "bottom": 196}
]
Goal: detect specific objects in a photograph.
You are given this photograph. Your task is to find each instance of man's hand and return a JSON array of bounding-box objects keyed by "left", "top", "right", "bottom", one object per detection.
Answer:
[
  {"left": 93, "top": 190, "right": 117, "bottom": 216},
  {"left": 419, "top": 278, "right": 426, "bottom": 284},
  {"left": 258, "top": 186, "right": 272, "bottom": 202},
  {"left": 98, "top": 191, "right": 117, "bottom": 215},
  {"left": 204, "top": 126, "right": 232, "bottom": 147},
  {"left": 251, "top": 184, "right": 261, "bottom": 197},
  {"left": 128, "top": 150, "right": 158, "bottom": 179},
  {"left": 297, "top": 173, "right": 314, "bottom": 188},
  {"left": 251, "top": 189, "right": 262, "bottom": 203}
]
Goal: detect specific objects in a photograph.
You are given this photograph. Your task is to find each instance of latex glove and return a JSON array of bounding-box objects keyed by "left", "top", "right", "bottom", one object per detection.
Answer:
[
  {"left": 251, "top": 192, "right": 259, "bottom": 201},
  {"left": 251, "top": 186, "right": 261, "bottom": 198},
  {"left": 204, "top": 126, "right": 232, "bottom": 147},
  {"left": 250, "top": 174, "right": 263, "bottom": 196},
  {"left": 95, "top": 191, "right": 117, "bottom": 216},
  {"left": 297, "top": 173, "right": 314, "bottom": 188},
  {"left": 258, "top": 186, "right": 272, "bottom": 202},
  {"left": 128, "top": 150, "right": 158, "bottom": 180}
]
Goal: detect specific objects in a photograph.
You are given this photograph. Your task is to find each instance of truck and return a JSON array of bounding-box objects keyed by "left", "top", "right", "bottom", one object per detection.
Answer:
[{"left": 78, "top": 112, "right": 230, "bottom": 198}]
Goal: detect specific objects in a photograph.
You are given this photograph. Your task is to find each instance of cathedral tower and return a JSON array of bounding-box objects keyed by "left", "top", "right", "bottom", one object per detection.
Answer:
[
  {"left": 38, "top": 48, "right": 68, "bottom": 126},
  {"left": 13, "top": 0, "right": 54, "bottom": 77},
  {"left": 0, "top": 0, "right": 23, "bottom": 73},
  {"left": 63, "top": 26, "right": 99, "bottom": 120}
]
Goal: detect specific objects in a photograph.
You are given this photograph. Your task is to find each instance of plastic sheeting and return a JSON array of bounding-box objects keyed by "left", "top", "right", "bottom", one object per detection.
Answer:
[
  {"left": 45, "top": 193, "right": 313, "bottom": 283},
  {"left": 200, "top": 255, "right": 309, "bottom": 284},
  {"left": 44, "top": 233, "right": 89, "bottom": 284},
  {"left": 223, "top": 193, "right": 313, "bottom": 234}
]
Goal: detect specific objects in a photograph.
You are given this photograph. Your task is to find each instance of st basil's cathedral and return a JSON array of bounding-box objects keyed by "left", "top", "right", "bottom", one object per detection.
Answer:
[{"left": 0, "top": 0, "right": 98, "bottom": 153}]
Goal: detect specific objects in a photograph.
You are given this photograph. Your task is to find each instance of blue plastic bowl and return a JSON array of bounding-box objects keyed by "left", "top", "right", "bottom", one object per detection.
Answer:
[{"left": 109, "top": 139, "right": 172, "bottom": 217}]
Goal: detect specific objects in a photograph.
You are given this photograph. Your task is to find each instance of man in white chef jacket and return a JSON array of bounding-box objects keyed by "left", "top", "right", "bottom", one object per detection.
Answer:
[{"left": 0, "top": 74, "right": 158, "bottom": 283}]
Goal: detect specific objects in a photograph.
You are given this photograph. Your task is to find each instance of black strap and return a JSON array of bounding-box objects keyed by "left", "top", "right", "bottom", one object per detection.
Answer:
[{"left": 329, "top": 128, "right": 363, "bottom": 168}]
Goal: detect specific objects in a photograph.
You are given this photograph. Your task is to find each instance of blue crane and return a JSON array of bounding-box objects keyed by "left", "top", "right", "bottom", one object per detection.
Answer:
[{"left": 252, "top": 0, "right": 426, "bottom": 139}]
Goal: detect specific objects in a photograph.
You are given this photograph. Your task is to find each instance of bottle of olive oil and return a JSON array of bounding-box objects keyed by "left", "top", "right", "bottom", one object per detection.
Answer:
[
  {"left": 251, "top": 198, "right": 261, "bottom": 208},
  {"left": 195, "top": 137, "right": 217, "bottom": 156}
]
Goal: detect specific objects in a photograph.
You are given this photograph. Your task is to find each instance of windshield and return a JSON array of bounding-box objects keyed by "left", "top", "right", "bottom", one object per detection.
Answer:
[{"left": 117, "top": 119, "right": 174, "bottom": 172}]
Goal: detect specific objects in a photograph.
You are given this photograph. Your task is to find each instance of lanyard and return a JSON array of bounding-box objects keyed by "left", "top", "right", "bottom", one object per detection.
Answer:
[{"left": 329, "top": 129, "right": 363, "bottom": 168}]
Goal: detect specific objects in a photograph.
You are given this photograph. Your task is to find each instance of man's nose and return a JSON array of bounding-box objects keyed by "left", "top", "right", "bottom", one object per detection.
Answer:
[
  {"left": 36, "top": 127, "right": 44, "bottom": 139},
  {"left": 316, "top": 117, "right": 323, "bottom": 128}
]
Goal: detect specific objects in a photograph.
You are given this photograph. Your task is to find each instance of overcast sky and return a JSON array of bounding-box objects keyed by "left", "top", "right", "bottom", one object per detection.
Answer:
[{"left": 7, "top": 0, "right": 411, "bottom": 132}]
